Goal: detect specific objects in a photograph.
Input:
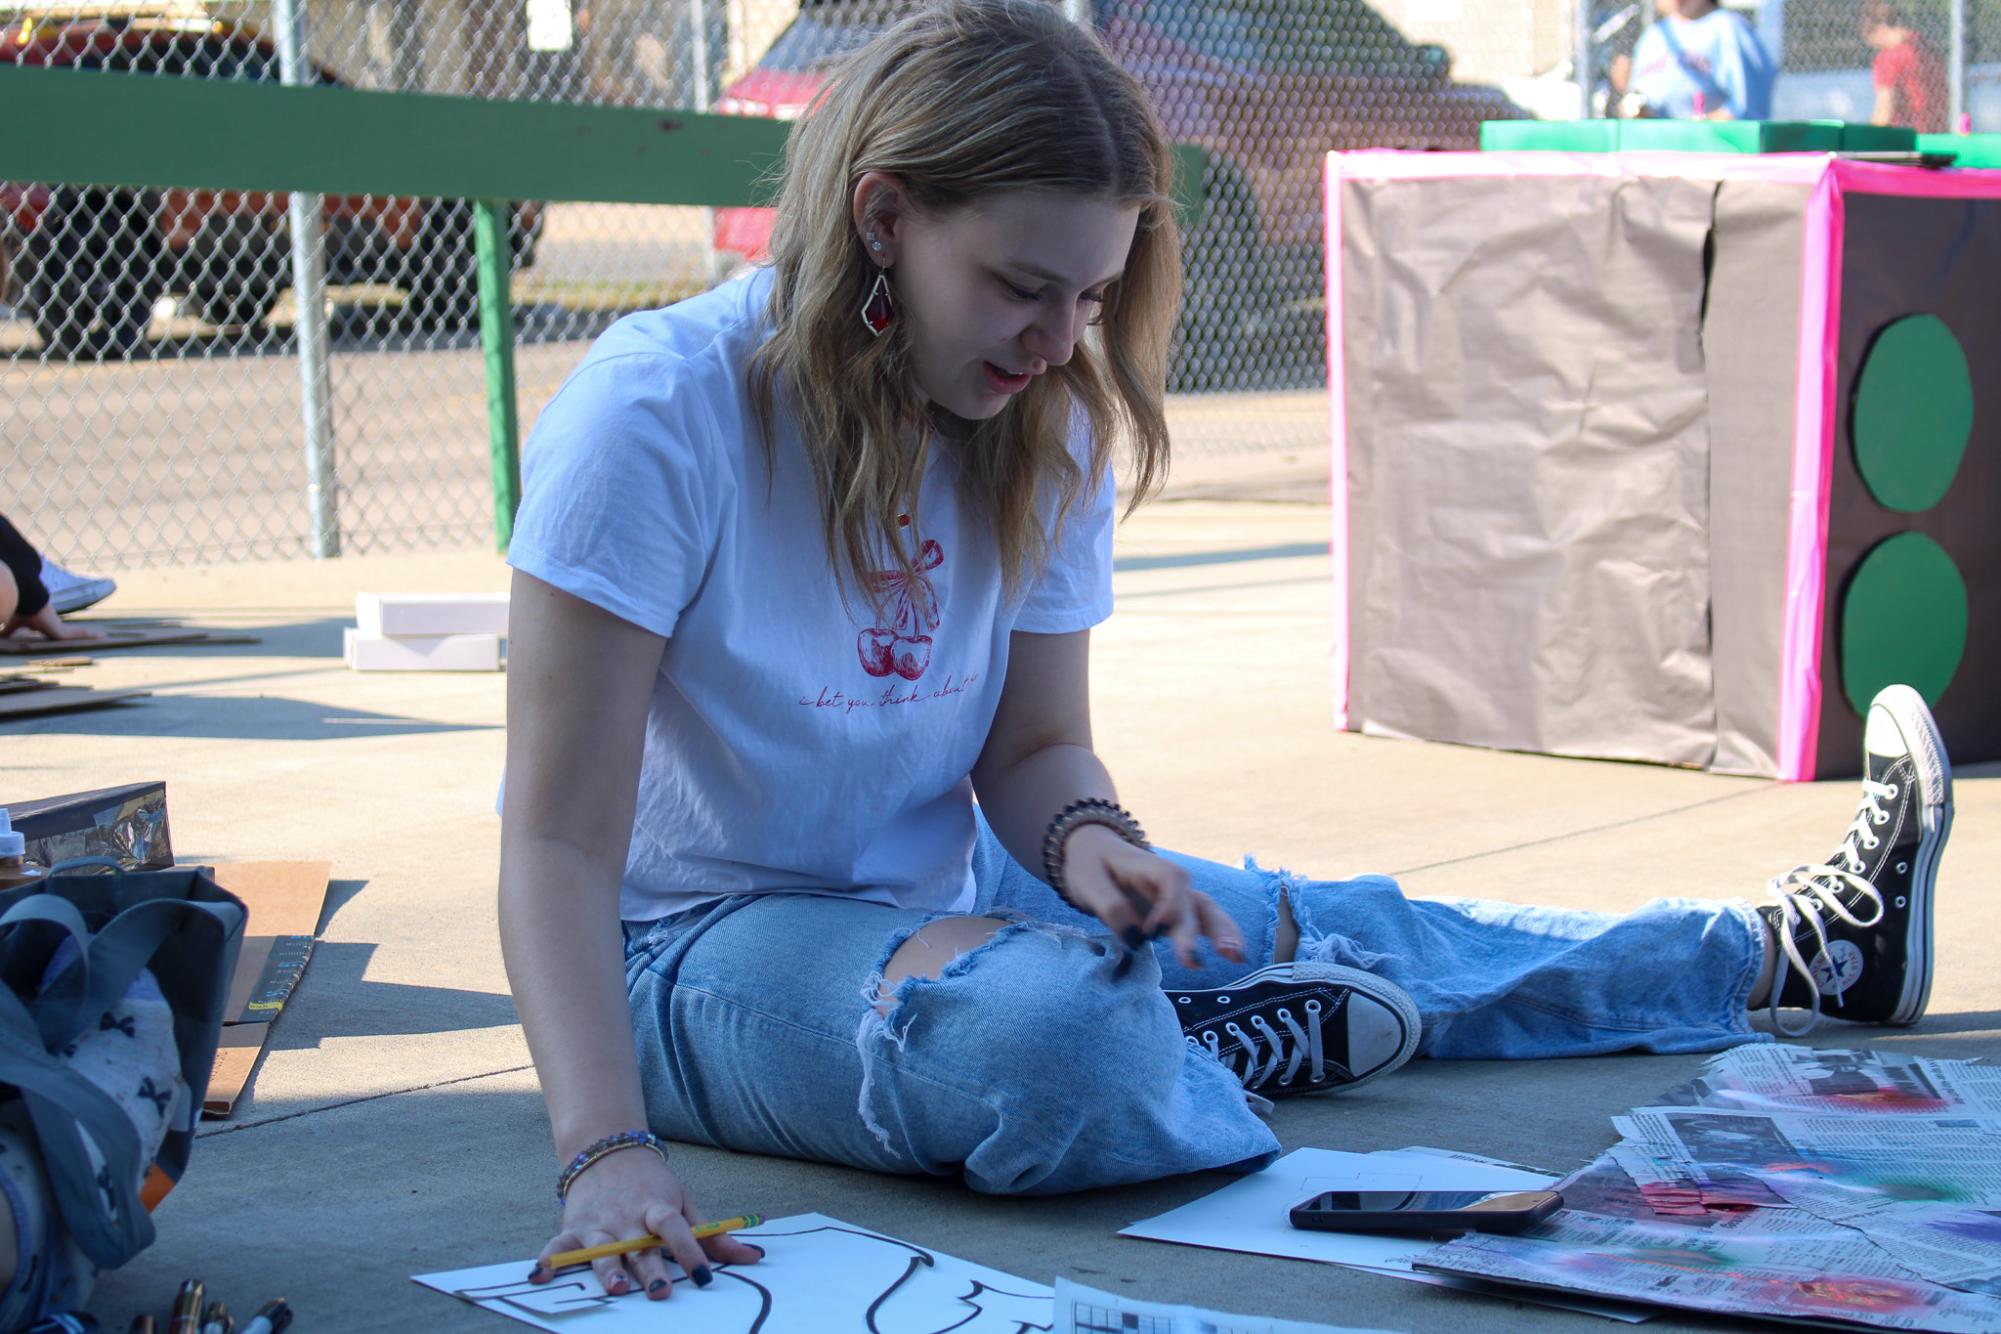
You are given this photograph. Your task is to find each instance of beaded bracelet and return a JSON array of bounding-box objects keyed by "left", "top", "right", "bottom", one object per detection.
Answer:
[
  {"left": 557, "top": 1130, "right": 669, "bottom": 1205},
  {"left": 1040, "top": 798, "right": 1151, "bottom": 908}
]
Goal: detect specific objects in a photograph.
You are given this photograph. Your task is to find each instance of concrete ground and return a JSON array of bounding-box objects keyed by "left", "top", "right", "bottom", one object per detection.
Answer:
[{"left": 6, "top": 499, "right": 1996, "bottom": 1332}]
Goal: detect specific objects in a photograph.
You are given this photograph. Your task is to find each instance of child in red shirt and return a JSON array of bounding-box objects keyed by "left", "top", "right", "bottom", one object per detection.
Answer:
[{"left": 1864, "top": 1, "right": 1947, "bottom": 132}]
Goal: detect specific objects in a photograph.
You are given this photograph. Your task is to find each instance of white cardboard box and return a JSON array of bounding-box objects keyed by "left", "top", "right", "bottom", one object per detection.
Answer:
[
  {"left": 343, "top": 628, "right": 503, "bottom": 672},
  {"left": 355, "top": 592, "right": 509, "bottom": 639}
]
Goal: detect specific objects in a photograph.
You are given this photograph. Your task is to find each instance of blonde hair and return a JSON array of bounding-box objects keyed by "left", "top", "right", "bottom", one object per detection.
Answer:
[{"left": 748, "top": 0, "right": 1180, "bottom": 610}]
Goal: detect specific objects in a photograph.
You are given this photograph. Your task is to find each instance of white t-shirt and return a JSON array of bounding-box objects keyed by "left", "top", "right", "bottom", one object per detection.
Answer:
[{"left": 508, "top": 268, "right": 1116, "bottom": 922}]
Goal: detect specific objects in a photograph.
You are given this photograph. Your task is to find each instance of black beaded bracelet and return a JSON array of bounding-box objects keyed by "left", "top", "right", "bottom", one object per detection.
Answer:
[
  {"left": 1041, "top": 798, "right": 1151, "bottom": 907},
  {"left": 557, "top": 1130, "right": 668, "bottom": 1205}
]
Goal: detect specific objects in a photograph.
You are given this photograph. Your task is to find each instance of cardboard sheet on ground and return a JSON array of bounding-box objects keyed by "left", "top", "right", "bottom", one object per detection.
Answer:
[
  {"left": 415, "top": 1212, "right": 1056, "bottom": 1333},
  {"left": 1120, "top": 1147, "right": 1650, "bottom": 1323},
  {"left": 203, "top": 861, "right": 330, "bottom": 1116},
  {"left": 0, "top": 627, "right": 256, "bottom": 656},
  {"left": 0, "top": 684, "right": 151, "bottom": 718}
]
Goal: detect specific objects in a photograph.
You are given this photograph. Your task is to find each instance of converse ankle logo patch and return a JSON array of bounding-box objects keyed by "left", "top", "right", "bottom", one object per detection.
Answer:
[{"left": 1811, "top": 939, "right": 1867, "bottom": 995}]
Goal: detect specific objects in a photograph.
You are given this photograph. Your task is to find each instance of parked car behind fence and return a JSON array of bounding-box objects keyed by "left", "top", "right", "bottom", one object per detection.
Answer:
[
  {"left": 0, "top": 2, "right": 543, "bottom": 357},
  {"left": 712, "top": 0, "right": 1525, "bottom": 390}
]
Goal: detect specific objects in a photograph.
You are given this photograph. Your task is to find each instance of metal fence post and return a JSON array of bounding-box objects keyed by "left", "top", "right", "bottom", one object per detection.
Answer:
[
  {"left": 691, "top": 0, "right": 725, "bottom": 285},
  {"left": 474, "top": 199, "right": 521, "bottom": 550},
  {"left": 274, "top": 0, "right": 340, "bottom": 558},
  {"left": 1576, "top": 0, "right": 1594, "bottom": 118},
  {"left": 1950, "top": 0, "right": 1968, "bottom": 130}
]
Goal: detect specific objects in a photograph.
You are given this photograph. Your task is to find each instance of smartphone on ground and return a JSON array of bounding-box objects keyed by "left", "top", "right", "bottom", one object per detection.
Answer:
[{"left": 1288, "top": 1188, "right": 1563, "bottom": 1235}]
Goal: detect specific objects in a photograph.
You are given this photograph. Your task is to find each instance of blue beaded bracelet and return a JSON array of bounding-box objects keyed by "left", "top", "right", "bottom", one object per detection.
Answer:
[{"left": 557, "top": 1130, "right": 668, "bottom": 1205}]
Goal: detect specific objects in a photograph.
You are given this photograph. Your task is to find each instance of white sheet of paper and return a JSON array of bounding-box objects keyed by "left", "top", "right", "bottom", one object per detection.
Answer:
[
  {"left": 413, "top": 1212, "right": 1054, "bottom": 1333},
  {"left": 1052, "top": 1275, "right": 1392, "bottom": 1333},
  {"left": 1118, "top": 1148, "right": 1651, "bottom": 1324},
  {"left": 1119, "top": 1147, "right": 1557, "bottom": 1268}
]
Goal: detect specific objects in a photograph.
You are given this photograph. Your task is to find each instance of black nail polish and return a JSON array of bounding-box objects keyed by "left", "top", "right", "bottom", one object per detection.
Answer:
[
  {"left": 1149, "top": 924, "right": 1168, "bottom": 940},
  {"left": 648, "top": 1279, "right": 668, "bottom": 1295},
  {"left": 1122, "top": 926, "right": 1145, "bottom": 949},
  {"left": 526, "top": 1266, "right": 547, "bottom": 1283},
  {"left": 744, "top": 1245, "right": 766, "bottom": 1260},
  {"left": 693, "top": 1265, "right": 714, "bottom": 1287}
]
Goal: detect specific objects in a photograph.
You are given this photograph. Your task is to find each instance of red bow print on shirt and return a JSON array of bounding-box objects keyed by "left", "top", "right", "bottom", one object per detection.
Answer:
[{"left": 857, "top": 538, "right": 943, "bottom": 681}]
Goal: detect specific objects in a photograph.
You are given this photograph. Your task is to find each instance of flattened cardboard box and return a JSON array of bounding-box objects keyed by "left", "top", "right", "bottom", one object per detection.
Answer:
[{"left": 204, "top": 861, "right": 331, "bottom": 1117}]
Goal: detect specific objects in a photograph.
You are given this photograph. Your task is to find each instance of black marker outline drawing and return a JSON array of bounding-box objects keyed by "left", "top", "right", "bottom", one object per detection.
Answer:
[{"left": 447, "top": 1219, "right": 1055, "bottom": 1333}]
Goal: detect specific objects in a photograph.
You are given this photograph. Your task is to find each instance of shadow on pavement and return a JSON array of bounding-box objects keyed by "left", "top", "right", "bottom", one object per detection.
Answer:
[
  {"left": 1112, "top": 542, "right": 1326, "bottom": 572},
  {"left": 56, "top": 616, "right": 353, "bottom": 660},
  {"left": 0, "top": 694, "right": 494, "bottom": 742},
  {"left": 267, "top": 941, "right": 518, "bottom": 1050}
]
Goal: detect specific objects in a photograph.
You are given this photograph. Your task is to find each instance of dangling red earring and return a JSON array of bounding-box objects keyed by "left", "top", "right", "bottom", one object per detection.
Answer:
[{"left": 860, "top": 269, "right": 896, "bottom": 337}]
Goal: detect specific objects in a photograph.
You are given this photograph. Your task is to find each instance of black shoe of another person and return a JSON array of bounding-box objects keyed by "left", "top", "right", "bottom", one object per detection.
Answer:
[
  {"left": 1759, "top": 684, "right": 1952, "bottom": 1036},
  {"left": 1166, "top": 962, "right": 1420, "bottom": 1097}
]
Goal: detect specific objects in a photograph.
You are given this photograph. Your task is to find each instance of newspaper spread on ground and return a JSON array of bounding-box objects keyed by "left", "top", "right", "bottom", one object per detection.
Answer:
[
  {"left": 1052, "top": 1276, "right": 1394, "bottom": 1333},
  {"left": 1414, "top": 1047, "right": 2001, "bottom": 1331}
]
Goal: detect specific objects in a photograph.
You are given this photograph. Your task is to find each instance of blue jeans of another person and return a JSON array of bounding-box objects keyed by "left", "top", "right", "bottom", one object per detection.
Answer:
[{"left": 621, "top": 817, "right": 1768, "bottom": 1196}]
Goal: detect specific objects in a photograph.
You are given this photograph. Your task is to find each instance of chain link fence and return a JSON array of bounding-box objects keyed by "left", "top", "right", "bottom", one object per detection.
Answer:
[{"left": 3, "top": 0, "right": 1992, "bottom": 569}]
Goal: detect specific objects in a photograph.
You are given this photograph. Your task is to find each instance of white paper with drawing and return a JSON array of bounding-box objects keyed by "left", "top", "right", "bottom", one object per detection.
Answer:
[{"left": 412, "top": 1212, "right": 1055, "bottom": 1332}]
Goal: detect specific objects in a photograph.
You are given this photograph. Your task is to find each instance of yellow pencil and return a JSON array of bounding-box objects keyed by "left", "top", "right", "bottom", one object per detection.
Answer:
[{"left": 540, "top": 1215, "right": 763, "bottom": 1272}]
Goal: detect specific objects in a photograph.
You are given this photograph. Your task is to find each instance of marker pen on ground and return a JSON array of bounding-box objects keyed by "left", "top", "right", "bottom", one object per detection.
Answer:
[
  {"left": 168, "top": 1281, "right": 206, "bottom": 1334},
  {"left": 128, "top": 1319, "right": 156, "bottom": 1334},
  {"left": 238, "top": 1300, "right": 290, "bottom": 1334},
  {"left": 199, "top": 1300, "right": 232, "bottom": 1334}
]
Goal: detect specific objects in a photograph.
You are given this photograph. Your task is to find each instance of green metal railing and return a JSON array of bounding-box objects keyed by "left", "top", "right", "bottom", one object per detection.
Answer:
[{"left": 1, "top": 64, "right": 1206, "bottom": 549}]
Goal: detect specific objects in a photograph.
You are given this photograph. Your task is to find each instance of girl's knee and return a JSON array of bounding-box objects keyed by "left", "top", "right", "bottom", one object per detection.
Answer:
[{"left": 880, "top": 915, "right": 1011, "bottom": 1001}]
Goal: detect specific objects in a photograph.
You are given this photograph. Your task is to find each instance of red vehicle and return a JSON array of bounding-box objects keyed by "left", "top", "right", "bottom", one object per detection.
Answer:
[
  {"left": 711, "top": 0, "right": 1523, "bottom": 387},
  {"left": 0, "top": 5, "right": 543, "bottom": 356}
]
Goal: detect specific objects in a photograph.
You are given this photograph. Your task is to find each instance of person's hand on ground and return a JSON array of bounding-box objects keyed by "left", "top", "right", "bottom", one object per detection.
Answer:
[
  {"left": 3, "top": 603, "right": 105, "bottom": 641},
  {"left": 529, "top": 1148, "right": 762, "bottom": 1301},
  {"left": 1060, "top": 825, "right": 1247, "bottom": 968}
]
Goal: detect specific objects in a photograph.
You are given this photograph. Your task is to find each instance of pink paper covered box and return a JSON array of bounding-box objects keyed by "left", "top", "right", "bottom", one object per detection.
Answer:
[{"left": 1329, "top": 151, "right": 2001, "bottom": 780}]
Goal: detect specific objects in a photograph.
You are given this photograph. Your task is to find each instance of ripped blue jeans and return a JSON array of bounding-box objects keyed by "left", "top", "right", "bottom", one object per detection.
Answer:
[{"left": 621, "top": 817, "right": 1767, "bottom": 1196}]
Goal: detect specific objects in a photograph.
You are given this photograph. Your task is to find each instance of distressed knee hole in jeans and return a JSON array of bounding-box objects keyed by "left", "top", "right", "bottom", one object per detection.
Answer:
[
  {"left": 851, "top": 918, "right": 1057, "bottom": 1154},
  {"left": 1245, "top": 859, "right": 1396, "bottom": 972}
]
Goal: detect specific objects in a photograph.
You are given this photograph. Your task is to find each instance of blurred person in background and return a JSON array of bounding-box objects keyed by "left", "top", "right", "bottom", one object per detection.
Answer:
[
  {"left": 0, "top": 514, "right": 110, "bottom": 642},
  {"left": 1863, "top": 1, "right": 1948, "bottom": 132},
  {"left": 1623, "top": 0, "right": 1775, "bottom": 119}
]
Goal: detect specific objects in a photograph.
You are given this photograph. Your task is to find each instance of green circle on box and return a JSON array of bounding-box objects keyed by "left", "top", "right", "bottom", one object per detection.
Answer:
[
  {"left": 1852, "top": 314, "right": 1974, "bottom": 513},
  {"left": 1841, "top": 532, "right": 1967, "bottom": 715}
]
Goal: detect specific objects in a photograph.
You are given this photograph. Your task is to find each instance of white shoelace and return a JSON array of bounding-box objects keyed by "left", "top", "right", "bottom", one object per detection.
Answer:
[
  {"left": 1189, "top": 1000, "right": 1325, "bottom": 1090},
  {"left": 1763, "top": 777, "right": 1896, "bottom": 1038}
]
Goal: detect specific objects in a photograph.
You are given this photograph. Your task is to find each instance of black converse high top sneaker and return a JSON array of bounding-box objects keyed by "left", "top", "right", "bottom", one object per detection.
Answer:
[
  {"left": 1760, "top": 684, "right": 1952, "bottom": 1037},
  {"left": 1166, "top": 962, "right": 1420, "bottom": 1097}
]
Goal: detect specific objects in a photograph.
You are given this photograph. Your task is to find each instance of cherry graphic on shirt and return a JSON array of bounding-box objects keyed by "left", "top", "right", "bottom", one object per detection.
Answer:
[
  {"left": 857, "top": 537, "right": 943, "bottom": 681},
  {"left": 858, "top": 627, "right": 897, "bottom": 677}
]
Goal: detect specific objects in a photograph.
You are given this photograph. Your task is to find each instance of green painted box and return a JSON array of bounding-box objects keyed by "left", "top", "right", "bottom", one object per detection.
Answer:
[
  {"left": 1480, "top": 120, "right": 1914, "bottom": 155},
  {"left": 1920, "top": 133, "right": 2001, "bottom": 168}
]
